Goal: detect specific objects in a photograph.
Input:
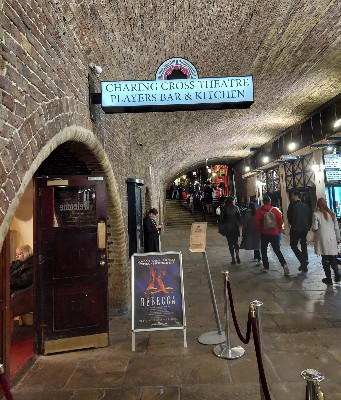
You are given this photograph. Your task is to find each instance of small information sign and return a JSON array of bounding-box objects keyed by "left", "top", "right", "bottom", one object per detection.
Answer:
[{"left": 189, "top": 222, "right": 207, "bottom": 253}]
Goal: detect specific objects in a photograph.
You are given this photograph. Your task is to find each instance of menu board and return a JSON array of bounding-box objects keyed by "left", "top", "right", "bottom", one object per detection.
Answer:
[{"left": 324, "top": 154, "right": 341, "bottom": 181}]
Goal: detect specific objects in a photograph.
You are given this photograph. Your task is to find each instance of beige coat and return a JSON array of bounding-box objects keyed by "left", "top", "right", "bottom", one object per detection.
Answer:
[{"left": 312, "top": 211, "right": 340, "bottom": 255}]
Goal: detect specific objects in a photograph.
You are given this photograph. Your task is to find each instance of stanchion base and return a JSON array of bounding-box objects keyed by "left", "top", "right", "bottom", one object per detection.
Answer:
[
  {"left": 213, "top": 344, "right": 245, "bottom": 359},
  {"left": 198, "top": 331, "right": 226, "bottom": 345}
]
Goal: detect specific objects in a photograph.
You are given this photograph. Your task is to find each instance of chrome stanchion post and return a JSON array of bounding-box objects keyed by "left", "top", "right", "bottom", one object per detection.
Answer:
[
  {"left": 301, "top": 369, "right": 325, "bottom": 400},
  {"left": 213, "top": 271, "right": 245, "bottom": 359},
  {"left": 197, "top": 252, "right": 225, "bottom": 345},
  {"left": 252, "top": 300, "right": 264, "bottom": 353},
  {"left": 252, "top": 300, "right": 266, "bottom": 400}
]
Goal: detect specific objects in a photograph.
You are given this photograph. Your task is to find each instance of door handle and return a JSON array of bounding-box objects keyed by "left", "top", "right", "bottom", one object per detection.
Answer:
[{"left": 99, "top": 254, "right": 106, "bottom": 267}]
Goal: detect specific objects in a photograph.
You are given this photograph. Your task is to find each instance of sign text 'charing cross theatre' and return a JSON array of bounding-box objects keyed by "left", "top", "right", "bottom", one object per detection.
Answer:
[{"left": 97, "top": 58, "right": 254, "bottom": 113}]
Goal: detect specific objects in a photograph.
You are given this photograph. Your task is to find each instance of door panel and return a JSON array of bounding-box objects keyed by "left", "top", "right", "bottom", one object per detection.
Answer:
[
  {"left": 0, "top": 234, "right": 10, "bottom": 383},
  {"left": 35, "top": 175, "right": 108, "bottom": 355}
]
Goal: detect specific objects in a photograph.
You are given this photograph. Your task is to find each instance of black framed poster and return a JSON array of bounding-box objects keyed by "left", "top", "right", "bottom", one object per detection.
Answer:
[{"left": 131, "top": 251, "right": 187, "bottom": 350}]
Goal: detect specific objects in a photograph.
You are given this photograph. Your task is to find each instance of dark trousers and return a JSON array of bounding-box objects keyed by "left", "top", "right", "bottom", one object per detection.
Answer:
[
  {"left": 290, "top": 230, "right": 308, "bottom": 265},
  {"left": 260, "top": 233, "right": 286, "bottom": 269},
  {"left": 226, "top": 235, "right": 239, "bottom": 257},
  {"left": 253, "top": 249, "right": 261, "bottom": 261},
  {"left": 322, "top": 255, "right": 340, "bottom": 281}
]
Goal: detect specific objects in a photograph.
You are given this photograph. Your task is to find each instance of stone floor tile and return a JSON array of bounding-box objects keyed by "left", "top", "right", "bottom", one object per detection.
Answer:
[
  {"left": 268, "top": 350, "right": 341, "bottom": 382},
  {"left": 180, "top": 383, "right": 260, "bottom": 400},
  {"left": 124, "top": 354, "right": 231, "bottom": 386},
  {"left": 141, "top": 386, "right": 180, "bottom": 400}
]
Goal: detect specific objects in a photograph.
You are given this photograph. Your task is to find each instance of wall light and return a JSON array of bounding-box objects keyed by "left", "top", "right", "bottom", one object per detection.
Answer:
[
  {"left": 263, "top": 156, "right": 269, "bottom": 164},
  {"left": 311, "top": 163, "right": 320, "bottom": 173},
  {"left": 334, "top": 119, "right": 341, "bottom": 129},
  {"left": 288, "top": 142, "right": 296, "bottom": 151},
  {"left": 89, "top": 62, "right": 103, "bottom": 74},
  {"left": 245, "top": 166, "right": 250, "bottom": 172}
]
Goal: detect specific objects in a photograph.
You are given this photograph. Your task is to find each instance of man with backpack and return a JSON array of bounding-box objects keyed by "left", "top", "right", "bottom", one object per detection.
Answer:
[{"left": 255, "top": 195, "right": 289, "bottom": 275}]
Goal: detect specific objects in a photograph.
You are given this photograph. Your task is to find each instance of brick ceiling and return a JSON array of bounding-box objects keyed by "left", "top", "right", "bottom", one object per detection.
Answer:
[{"left": 66, "top": 0, "right": 341, "bottom": 182}]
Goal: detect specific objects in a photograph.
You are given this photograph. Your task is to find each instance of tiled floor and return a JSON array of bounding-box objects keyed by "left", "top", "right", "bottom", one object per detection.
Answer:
[{"left": 11, "top": 226, "right": 341, "bottom": 399}]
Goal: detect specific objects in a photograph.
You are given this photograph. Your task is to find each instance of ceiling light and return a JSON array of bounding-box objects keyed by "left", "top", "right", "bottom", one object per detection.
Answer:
[
  {"left": 288, "top": 142, "right": 296, "bottom": 151},
  {"left": 334, "top": 119, "right": 341, "bottom": 128},
  {"left": 245, "top": 166, "right": 250, "bottom": 172},
  {"left": 263, "top": 156, "right": 269, "bottom": 163}
]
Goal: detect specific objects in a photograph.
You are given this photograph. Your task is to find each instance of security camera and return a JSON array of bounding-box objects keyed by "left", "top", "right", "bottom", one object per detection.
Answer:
[{"left": 89, "top": 63, "right": 103, "bottom": 75}]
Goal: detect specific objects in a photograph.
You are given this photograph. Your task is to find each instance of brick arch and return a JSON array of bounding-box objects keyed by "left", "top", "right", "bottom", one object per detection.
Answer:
[{"left": 0, "top": 125, "right": 128, "bottom": 309}]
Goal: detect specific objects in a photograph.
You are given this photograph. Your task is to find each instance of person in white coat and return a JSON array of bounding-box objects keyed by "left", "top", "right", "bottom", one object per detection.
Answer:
[{"left": 312, "top": 197, "right": 341, "bottom": 285}]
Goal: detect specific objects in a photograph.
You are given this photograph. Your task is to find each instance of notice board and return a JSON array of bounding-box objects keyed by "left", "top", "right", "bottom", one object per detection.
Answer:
[{"left": 132, "top": 252, "right": 186, "bottom": 333}]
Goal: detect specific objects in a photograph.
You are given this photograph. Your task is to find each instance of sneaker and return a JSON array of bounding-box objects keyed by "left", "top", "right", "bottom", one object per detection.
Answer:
[
  {"left": 260, "top": 267, "right": 269, "bottom": 273},
  {"left": 283, "top": 264, "right": 290, "bottom": 275},
  {"left": 256, "top": 260, "right": 262, "bottom": 266},
  {"left": 322, "top": 278, "right": 333, "bottom": 285},
  {"left": 251, "top": 258, "right": 258, "bottom": 262},
  {"left": 236, "top": 256, "right": 241, "bottom": 264}
]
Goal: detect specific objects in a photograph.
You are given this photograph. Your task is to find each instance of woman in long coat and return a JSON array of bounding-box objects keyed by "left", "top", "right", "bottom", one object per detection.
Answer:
[
  {"left": 312, "top": 197, "right": 340, "bottom": 285},
  {"left": 219, "top": 197, "right": 242, "bottom": 264},
  {"left": 241, "top": 203, "right": 262, "bottom": 265}
]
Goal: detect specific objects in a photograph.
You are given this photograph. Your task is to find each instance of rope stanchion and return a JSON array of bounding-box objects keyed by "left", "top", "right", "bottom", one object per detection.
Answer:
[
  {"left": 301, "top": 369, "right": 325, "bottom": 400},
  {"left": 0, "top": 364, "right": 14, "bottom": 400},
  {"left": 213, "top": 271, "right": 245, "bottom": 359},
  {"left": 226, "top": 279, "right": 252, "bottom": 344},
  {"left": 250, "top": 303, "right": 272, "bottom": 400},
  {"left": 197, "top": 252, "right": 226, "bottom": 345}
]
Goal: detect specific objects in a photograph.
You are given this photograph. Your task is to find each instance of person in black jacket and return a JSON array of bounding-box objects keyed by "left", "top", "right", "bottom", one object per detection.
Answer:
[
  {"left": 143, "top": 208, "right": 162, "bottom": 252},
  {"left": 219, "top": 197, "right": 242, "bottom": 264},
  {"left": 10, "top": 244, "right": 33, "bottom": 293},
  {"left": 287, "top": 191, "right": 312, "bottom": 272}
]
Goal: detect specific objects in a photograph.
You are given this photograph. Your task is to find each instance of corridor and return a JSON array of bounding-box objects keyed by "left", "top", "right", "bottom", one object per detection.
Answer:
[{"left": 11, "top": 226, "right": 341, "bottom": 400}]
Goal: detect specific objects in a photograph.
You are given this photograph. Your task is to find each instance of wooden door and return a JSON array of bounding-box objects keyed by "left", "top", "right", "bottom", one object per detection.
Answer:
[
  {"left": 34, "top": 175, "right": 108, "bottom": 355},
  {"left": 0, "top": 234, "right": 10, "bottom": 380}
]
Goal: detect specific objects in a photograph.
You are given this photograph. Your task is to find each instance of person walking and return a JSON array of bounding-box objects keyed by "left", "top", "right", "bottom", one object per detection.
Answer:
[
  {"left": 218, "top": 196, "right": 242, "bottom": 264},
  {"left": 312, "top": 197, "right": 340, "bottom": 285},
  {"left": 287, "top": 190, "right": 312, "bottom": 272},
  {"left": 241, "top": 202, "right": 262, "bottom": 266},
  {"left": 255, "top": 195, "right": 289, "bottom": 275}
]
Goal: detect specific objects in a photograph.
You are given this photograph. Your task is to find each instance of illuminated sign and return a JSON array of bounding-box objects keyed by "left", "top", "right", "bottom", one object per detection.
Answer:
[
  {"left": 100, "top": 76, "right": 254, "bottom": 113},
  {"left": 325, "top": 154, "right": 341, "bottom": 181}
]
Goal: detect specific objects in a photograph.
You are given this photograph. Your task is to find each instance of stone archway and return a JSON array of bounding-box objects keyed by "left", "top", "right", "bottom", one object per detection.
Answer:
[{"left": 0, "top": 125, "right": 128, "bottom": 310}]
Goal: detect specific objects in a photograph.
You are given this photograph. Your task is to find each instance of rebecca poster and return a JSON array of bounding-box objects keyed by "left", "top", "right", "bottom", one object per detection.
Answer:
[{"left": 132, "top": 252, "right": 185, "bottom": 331}]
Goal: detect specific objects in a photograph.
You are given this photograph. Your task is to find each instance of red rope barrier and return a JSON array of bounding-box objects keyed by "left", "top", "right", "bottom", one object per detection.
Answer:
[
  {"left": 226, "top": 280, "right": 252, "bottom": 344},
  {"left": 0, "top": 366, "right": 14, "bottom": 400},
  {"left": 251, "top": 317, "right": 272, "bottom": 400}
]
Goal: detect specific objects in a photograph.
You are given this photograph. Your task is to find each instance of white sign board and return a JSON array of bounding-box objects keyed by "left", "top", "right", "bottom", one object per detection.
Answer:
[
  {"left": 189, "top": 222, "right": 207, "bottom": 253},
  {"left": 101, "top": 76, "right": 254, "bottom": 113}
]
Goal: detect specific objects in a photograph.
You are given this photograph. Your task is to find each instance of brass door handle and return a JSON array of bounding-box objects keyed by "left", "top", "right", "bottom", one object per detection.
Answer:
[{"left": 99, "top": 260, "right": 106, "bottom": 267}]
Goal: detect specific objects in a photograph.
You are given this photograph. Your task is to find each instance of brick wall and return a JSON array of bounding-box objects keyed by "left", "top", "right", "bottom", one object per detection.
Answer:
[{"left": 0, "top": 1, "right": 147, "bottom": 310}]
